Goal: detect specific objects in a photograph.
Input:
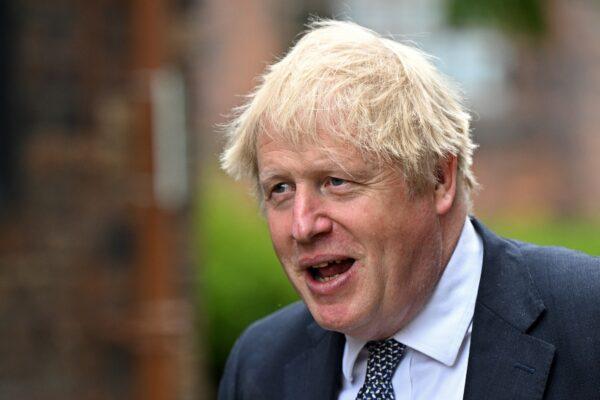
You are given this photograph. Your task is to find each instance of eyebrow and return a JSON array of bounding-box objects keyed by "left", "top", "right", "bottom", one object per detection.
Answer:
[
  {"left": 257, "top": 146, "right": 379, "bottom": 183},
  {"left": 258, "top": 170, "right": 286, "bottom": 183},
  {"left": 259, "top": 164, "right": 374, "bottom": 185}
]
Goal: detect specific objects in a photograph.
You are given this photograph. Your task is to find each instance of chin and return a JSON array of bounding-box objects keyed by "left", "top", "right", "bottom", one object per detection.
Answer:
[{"left": 308, "top": 301, "right": 367, "bottom": 335}]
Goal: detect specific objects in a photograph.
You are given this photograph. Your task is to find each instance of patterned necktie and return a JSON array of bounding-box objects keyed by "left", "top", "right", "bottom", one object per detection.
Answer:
[{"left": 355, "top": 339, "right": 406, "bottom": 400}]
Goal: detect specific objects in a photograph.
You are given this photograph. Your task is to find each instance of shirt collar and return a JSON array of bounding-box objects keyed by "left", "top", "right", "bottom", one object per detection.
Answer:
[{"left": 342, "top": 217, "right": 483, "bottom": 382}]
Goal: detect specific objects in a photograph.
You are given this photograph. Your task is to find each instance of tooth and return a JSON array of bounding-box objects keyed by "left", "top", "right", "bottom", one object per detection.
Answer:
[
  {"left": 313, "top": 262, "right": 329, "bottom": 269},
  {"left": 316, "top": 273, "right": 340, "bottom": 283},
  {"left": 334, "top": 260, "right": 341, "bottom": 264}
]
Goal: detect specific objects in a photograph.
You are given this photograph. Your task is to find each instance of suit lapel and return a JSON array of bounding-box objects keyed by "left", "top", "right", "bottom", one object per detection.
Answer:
[
  {"left": 464, "top": 220, "right": 555, "bottom": 400},
  {"left": 283, "top": 321, "right": 345, "bottom": 400}
]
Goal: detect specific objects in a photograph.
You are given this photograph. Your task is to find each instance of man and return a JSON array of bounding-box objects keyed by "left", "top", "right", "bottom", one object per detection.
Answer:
[{"left": 218, "top": 20, "right": 600, "bottom": 400}]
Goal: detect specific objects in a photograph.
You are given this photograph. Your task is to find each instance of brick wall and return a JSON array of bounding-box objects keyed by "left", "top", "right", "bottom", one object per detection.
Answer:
[{"left": 0, "top": 1, "right": 200, "bottom": 399}]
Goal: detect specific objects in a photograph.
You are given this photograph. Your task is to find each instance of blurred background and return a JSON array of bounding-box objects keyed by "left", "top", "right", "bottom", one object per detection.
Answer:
[{"left": 0, "top": 0, "right": 598, "bottom": 399}]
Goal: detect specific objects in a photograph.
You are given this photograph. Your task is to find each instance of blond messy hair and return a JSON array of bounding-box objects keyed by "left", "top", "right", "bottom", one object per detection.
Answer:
[{"left": 220, "top": 19, "right": 477, "bottom": 198}]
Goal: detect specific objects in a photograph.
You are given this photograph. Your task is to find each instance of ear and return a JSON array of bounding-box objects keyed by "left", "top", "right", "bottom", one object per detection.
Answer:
[{"left": 434, "top": 155, "right": 458, "bottom": 216}]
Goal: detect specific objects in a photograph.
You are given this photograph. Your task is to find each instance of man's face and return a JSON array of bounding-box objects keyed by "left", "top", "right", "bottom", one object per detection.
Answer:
[{"left": 257, "top": 133, "right": 447, "bottom": 340}]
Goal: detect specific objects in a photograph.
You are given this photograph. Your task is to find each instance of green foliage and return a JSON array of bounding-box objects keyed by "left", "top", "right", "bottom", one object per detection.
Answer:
[
  {"left": 446, "top": 0, "right": 547, "bottom": 38},
  {"left": 196, "top": 171, "right": 298, "bottom": 385},
  {"left": 484, "top": 217, "right": 600, "bottom": 255}
]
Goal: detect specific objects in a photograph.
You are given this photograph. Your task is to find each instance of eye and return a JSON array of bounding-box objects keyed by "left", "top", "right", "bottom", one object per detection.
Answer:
[
  {"left": 269, "top": 182, "right": 293, "bottom": 196},
  {"left": 327, "top": 177, "right": 347, "bottom": 187},
  {"left": 272, "top": 182, "right": 292, "bottom": 194}
]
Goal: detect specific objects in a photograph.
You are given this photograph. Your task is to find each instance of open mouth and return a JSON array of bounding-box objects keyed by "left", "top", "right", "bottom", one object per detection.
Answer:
[{"left": 309, "top": 258, "right": 356, "bottom": 283}]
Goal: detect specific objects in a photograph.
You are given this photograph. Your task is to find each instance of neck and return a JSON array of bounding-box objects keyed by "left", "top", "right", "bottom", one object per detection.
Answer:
[{"left": 439, "top": 198, "right": 468, "bottom": 274}]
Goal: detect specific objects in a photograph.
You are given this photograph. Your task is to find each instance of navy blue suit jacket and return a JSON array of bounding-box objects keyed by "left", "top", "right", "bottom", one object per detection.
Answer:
[{"left": 219, "top": 220, "right": 600, "bottom": 399}]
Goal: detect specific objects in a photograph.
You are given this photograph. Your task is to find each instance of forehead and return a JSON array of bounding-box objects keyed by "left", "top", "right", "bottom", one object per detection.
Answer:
[{"left": 256, "top": 131, "right": 372, "bottom": 173}]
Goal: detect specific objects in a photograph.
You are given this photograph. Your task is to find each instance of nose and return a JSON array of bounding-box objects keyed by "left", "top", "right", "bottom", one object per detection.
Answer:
[{"left": 291, "top": 186, "right": 333, "bottom": 243}]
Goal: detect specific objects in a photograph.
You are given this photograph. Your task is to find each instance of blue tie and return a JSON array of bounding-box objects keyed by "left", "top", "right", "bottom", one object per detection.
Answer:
[{"left": 356, "top": 339, "right": 406, "bottom": 400}]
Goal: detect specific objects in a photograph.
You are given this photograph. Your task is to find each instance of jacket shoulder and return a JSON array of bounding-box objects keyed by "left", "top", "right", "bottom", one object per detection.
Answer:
[
  {"left": 514, "top": 241, "right": 600, "bottom": 302},
  {"left": 240, "top": 301, "right": 314, "bottom": 346},
  {"left": 473, "top": 218, "right": 600, "bottom": 302},
  {"left": 218, "top": 301, "right": 317, "bottom": 400}
]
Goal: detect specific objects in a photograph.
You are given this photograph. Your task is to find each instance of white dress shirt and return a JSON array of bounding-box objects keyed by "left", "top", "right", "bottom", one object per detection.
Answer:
[{"left": 338, "top": 218, "right": 484, "bottom": 400}]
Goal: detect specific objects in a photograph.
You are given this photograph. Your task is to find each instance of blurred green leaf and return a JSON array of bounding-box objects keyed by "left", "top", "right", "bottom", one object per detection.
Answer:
[
  {"left": 446, "top": 0, "right": 547, "bottom": 38},
  {"left": 196, "top": 170, "right": 298, "bottom": 384},
  {"left": 483, "top": 217, "right": 600, "bottom": 255}
]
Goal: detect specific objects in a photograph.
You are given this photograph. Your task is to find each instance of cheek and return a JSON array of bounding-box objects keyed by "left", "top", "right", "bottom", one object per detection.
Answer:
[
  {"left": 368, "top": 201, "right": 436, "bottom": 272},
  {"left": 266, "top": 211, "right": 293, "bottom": 256}
]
